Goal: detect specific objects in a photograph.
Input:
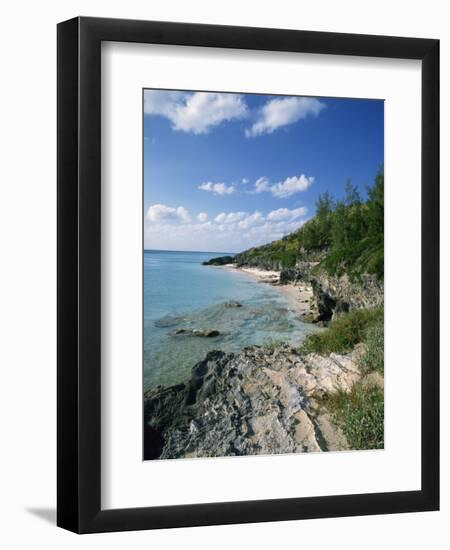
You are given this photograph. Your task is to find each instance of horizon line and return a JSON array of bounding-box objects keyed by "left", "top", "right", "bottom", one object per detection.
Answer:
[{"left": 144, "top": 248, "right": 237, "bottom": 255}]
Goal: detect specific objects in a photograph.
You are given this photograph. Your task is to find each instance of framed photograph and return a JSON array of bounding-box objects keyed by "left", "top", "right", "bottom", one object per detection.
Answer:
[{"left": 57, "top": 17, "right": 439, "bottom": 533}]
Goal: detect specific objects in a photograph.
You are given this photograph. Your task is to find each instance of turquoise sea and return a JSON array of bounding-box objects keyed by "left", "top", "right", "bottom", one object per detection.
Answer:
[{"left": 144, "top": 250, "right": 318, "bottom": 390}]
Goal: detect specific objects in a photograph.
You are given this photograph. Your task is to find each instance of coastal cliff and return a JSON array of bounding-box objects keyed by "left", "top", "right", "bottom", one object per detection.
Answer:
[{"left": 281, "top": 263, "right": 383, "bottom": 322}]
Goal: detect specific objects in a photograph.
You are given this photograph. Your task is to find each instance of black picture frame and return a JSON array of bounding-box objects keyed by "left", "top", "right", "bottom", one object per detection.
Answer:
[{"left": 57, "top": 16, "right": 439, "bottom": 534}]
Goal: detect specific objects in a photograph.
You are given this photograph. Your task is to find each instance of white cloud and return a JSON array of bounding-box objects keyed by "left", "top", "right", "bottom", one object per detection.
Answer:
[
  {"left": 237, "top": 212, "right": 264, "bottom": 229},
  {"left": 269, "top": 175, "right": 314, "bottom": 198},
  {"left": 144, "top": 90, "right": 185, "bottom": 116},
  {"left": 241, "top": 177, "right": 249, "bottom": 184},
  {"left": 254, "top": 176, "right": 270, "bottom": 193},
  {"left": 213, "top": 211, "right": 264, "bottom": 229},
  {"left": 197, "top": 212, "right": 208, "bottom": 222},
  {"left": 253, "top": 174, "right": 314, "bottom": 198},
  {"left": 267, "top": 206, "right": 307, "bottom": 221},
  {"left": 246, "top": 97, "right": 326, "bottom": 137},
  {"left": 199, "top": 181, "right": 235, "bottom": 196},
  {"left": 215, "top": 212, "right": 246, "bottom": 223},
  {"left": 145, "top": 206, "right": 308, "bottom": 252},
  {"left": 144, "top": 90, "right": 248, "bottom": 134},
  {"left": 147, "top": 204, "right": 191, "bottom": 223}
]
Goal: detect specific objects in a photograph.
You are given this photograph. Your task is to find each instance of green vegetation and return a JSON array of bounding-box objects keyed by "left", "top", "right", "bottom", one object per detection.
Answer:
[
  {"left": 235, "top": 169, "right": 384, "bottom": 279},
  {"left": 319, "top": 384, "right": 384, "bottom": 450},
  {"left": 299, "top": 306, "right": 383, "bottom": 355},
  {"left": 236, "top": 238, "right": 299, "bottom": 268},
  {"left": 300, "top": 171, "right": 384, "bottom": 279},
  {"left": 261, "top": 338, "right": 285, "bottom": 352},
  {"left": 302, "top": 307, "right": 384, "bottom": 450},
  {"left": 359, "top": 315, "right": 384, "bottom": 374}
]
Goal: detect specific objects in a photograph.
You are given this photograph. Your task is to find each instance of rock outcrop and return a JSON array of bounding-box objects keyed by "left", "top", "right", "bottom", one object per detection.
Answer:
[
  {"left": 309, "top": 272, "right": 383, "bottom": 322},
  {"left": 224, "top": 300, "right": 243, "bottom": 308},
  {"left": 171, "top": 328, "right": 222, "bottom": 337},
  {"left": 279, "top": 261, "right": 319, "bottom": 285},
  {"left": 202, "top": 255, "right": 234, "bottom": 266},
  {"left": 144, "top": 344, "right": 364, "bottom": 460}
]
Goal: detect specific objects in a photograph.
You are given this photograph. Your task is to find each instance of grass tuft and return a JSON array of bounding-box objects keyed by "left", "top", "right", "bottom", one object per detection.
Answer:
[
  {"left": 261, "top": 338, "right": 284, "bottom": 352},
  {"left": 359, "top": 316, "right": 384, "bottom": 374},
  {"left": 299, "top": 307, "right": 383, "bottom": 355},
  {"left": 319, "top": 384, "right": 384, "bottom": 450}
]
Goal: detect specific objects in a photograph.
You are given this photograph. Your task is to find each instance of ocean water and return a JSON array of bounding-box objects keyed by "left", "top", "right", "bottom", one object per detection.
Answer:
[{"left": 144, "top": 250, "right": 318, "bottom": 390}]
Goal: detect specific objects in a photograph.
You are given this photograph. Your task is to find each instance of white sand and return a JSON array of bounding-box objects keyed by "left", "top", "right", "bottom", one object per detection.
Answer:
[
  {"left": 276, "top": 283, "right": 314, "bottom": 314},
  {"left": 238, "top": 266, "right": 280, "bottom": 280}
]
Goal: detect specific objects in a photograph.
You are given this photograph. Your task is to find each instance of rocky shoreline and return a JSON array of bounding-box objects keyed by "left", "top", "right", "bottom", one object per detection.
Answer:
[
  {"left": 143, "top": 342, "right": 380, "bottom": 460},
  {"left": 143, "top": 255, "right": 384, "bottom": 460},
  {"left": 205, "top": 256, "right": 384, "bottom": 325}
]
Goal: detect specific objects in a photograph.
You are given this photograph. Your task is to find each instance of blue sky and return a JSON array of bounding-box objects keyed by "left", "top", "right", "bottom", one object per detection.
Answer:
[{"left": 143, "top": 90, "right": 384, "bottom": 253}]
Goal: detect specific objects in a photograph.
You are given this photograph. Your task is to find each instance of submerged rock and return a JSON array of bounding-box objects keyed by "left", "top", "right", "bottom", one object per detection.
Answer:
[
  {"left": 203, "top": 330, "right": 221, "bottom": 337},
  {"left": 172, "top": 328, "right": 221, "bottom": 337},
  {"left": 224, "top": 300, "right": 243, "bottom": 308},
  {"left": 154, "top": 314, "right": 186, "bottom": 328},
  {"left": 144, "top": 344, "right": 363, "bottom": 459}
]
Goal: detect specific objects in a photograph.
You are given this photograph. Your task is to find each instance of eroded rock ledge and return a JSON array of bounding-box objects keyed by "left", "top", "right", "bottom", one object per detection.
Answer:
[{"left": 144, "top": 344, "right": 365, "bottom": 460}]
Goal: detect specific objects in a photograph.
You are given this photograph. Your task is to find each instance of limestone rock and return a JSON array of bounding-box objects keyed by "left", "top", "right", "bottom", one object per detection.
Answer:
[
  {"left": 310, "top": 271, "right": 384, "bottom": 322},
  {"left": 144, "top": 344, "right": 364, "bottom": 460}
]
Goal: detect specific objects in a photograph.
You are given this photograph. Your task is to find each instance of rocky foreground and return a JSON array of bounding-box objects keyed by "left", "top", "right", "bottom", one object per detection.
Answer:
[{"left": 144, "top": 343, "right": 380, "bottom": 460}]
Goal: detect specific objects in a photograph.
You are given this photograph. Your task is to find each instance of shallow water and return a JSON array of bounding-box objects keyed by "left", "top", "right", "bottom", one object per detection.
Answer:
[{"left": 144, "top": 250, "right": 318, "bottom": 389}]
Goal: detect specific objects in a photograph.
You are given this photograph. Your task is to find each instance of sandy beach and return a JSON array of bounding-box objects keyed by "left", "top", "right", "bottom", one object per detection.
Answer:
[{"left": 221, "top": 264, "right": 314, "bottom": 316}]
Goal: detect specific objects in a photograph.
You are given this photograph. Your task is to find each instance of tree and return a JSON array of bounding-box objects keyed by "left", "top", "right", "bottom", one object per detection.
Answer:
[
  {"left": 331, "top": 200, "right": 348, "bottom": 249},
  {"left": 343, "top": 179, "right": 365, "bottom": 243},
  {"left": 344, "top": 179, "right": 361, "bottom": 207},
  {"left": 316, "top": 191, "right": 333, "bottom": 219},
  {"left": 366, "top": 169, "right": 384, "bottom": 240},
  {"left": 313, "top": 191, "right": 334, "bottom": 247}
]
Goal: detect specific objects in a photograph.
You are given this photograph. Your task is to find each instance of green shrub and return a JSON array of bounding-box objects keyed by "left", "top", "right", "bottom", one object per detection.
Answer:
[
  {"left": 319, "top": 237, "right": 384, "bottom": 280},
  {"left": 320, "top": 384, "right": 384, "bottom": 450},
  {"left": 299, "top": 307, "right": 383, "bottom": 355},
  {"left": 359, "top": 243, "right": 384, "bottom": 279},
  {"left": 359, "top": 316, "right": 384, "bottom": 374},
  {"left": 235, "top": 238, "right": 298, "bottom": 268}
]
